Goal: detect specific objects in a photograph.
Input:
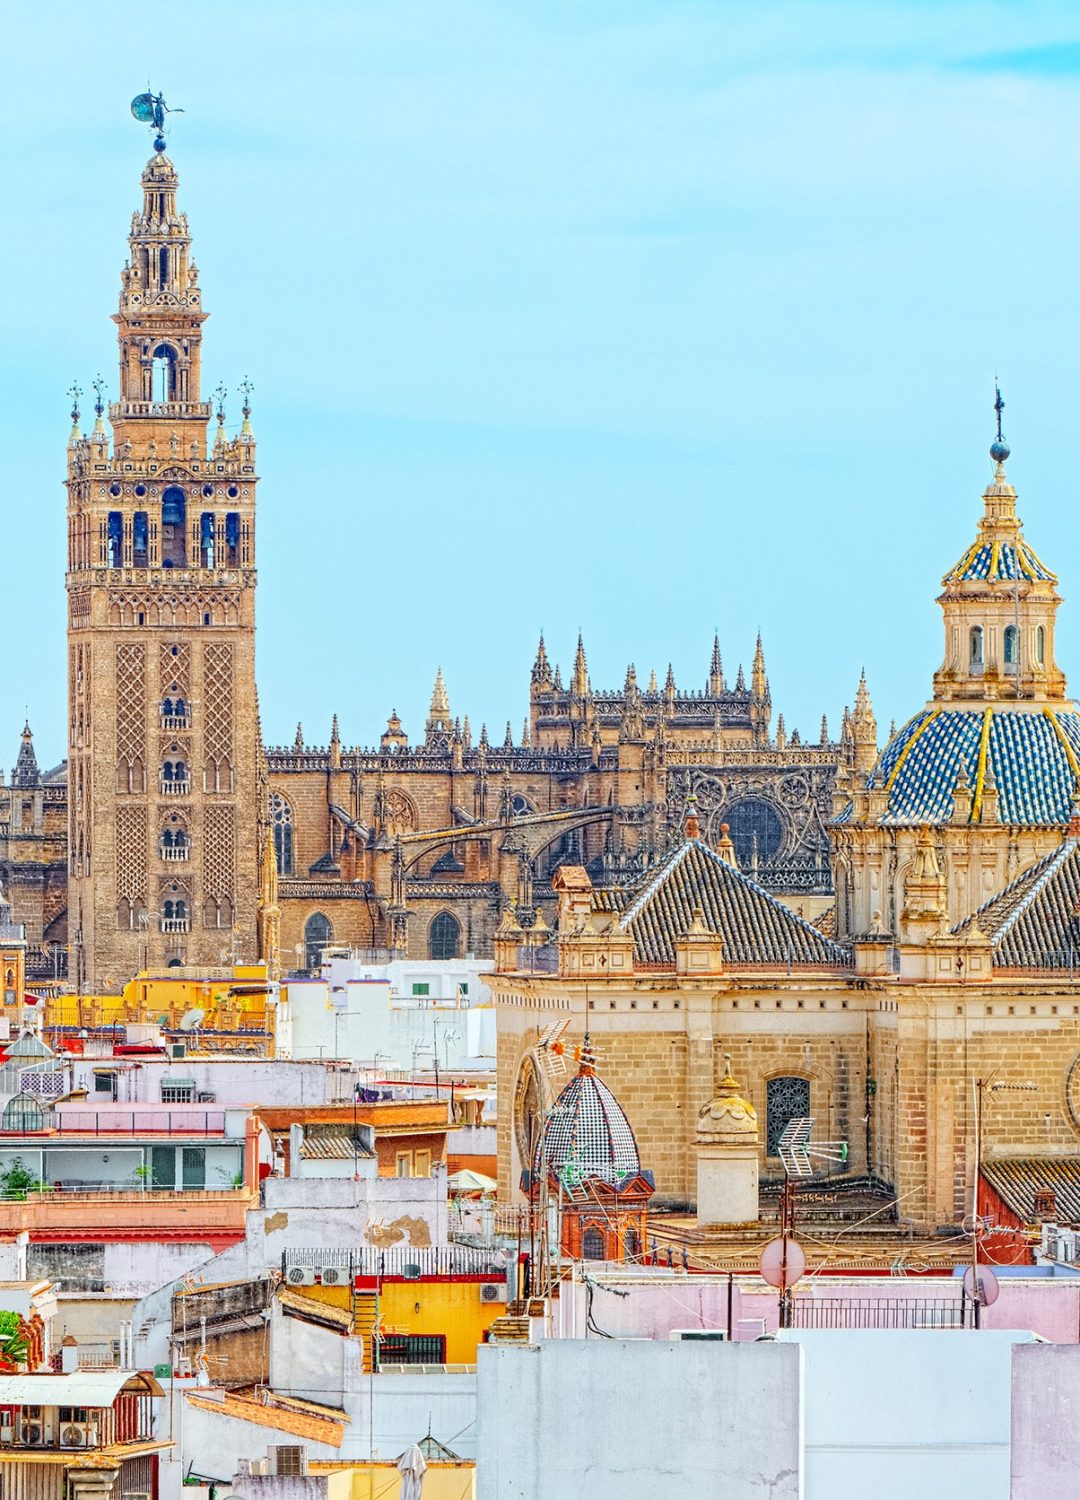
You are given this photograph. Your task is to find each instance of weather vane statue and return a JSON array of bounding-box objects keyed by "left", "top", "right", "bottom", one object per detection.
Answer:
[{"left": 130, "top": 89, "right": 184, "bottom": 154}]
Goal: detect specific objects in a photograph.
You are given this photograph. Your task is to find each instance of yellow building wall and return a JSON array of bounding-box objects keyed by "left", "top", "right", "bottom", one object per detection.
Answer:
[
  {"left": 43, "top": 965, "right": 273, "bottom": 1038},
  {"left": 378, "top": 1280, "right": 503, "bottom": 1362},
  {"left": 311, "top": 1462, "right": 475, "bottom": 1500},
  {"left": 298, "top": 1281, "right": 502, "bottom": 1364}
]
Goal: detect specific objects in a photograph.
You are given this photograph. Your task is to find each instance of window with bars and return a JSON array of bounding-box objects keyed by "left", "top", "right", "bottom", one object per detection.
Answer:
[{"left": 379, "top": 1334, "right": 446, "bottom": 1365}]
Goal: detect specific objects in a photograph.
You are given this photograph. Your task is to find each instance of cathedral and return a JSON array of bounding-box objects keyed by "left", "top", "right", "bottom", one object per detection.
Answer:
[
  {"left": 493, "top": 421, "right": 1080, "bottom": 1228},
  {"left": 11, "top": 137, "right": 1080, "bottom": 1234},
  {"left": 2, "top": 143, "right": 854, "bottom": 990}
]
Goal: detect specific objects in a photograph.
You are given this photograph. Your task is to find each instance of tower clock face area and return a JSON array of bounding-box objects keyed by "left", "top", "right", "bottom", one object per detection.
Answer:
[{"left": 65, "top": 149, "right": 260, "bottom": 991}]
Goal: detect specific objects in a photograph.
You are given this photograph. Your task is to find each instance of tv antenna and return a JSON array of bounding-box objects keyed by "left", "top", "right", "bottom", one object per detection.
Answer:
[
  {"left": 130, "top": 89, "right": 185, "bottom": 154},
  {"left": 760, "top": 1117, "right": 849, "bottom": 1327}
]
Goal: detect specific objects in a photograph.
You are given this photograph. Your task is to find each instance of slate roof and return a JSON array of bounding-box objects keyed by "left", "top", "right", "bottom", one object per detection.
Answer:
[
  {"left": 981, "top": 1157, "right": 1080, "bottom": 1225},
  {"left": 954, "top": 836, "right": 1080, "bottom": 968},
  {"left": 614, "top": 838, "right": 851, "bottom": 968},
  {"left": 860, "top": 706, "right": 1080, "bottom": 826}
]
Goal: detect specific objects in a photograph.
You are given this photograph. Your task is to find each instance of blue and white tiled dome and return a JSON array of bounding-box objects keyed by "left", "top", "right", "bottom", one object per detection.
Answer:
[
  {"left": 864, "top": 705, "right": 1080, "bottom": 826},
  {"left": 534, "top": 1049, "right": 641, "bottom": 1187}
]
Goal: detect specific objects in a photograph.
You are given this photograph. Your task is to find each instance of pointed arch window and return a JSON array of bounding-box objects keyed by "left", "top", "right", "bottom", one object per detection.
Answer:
[
  {"left": 969, "top": 626, "right": 984, "bottom": 670},
  {"left": 304, "top": 913, "right": 332, "bottom": 972},
  {"left": 270, "top": 794, "right": 294, "bottom": 876},
  {"left": 1004, "top": 624, "right": 1019, "bottom": 671},
  {"left": 107, "top": 512, "right": 123, "bottom": 568},
  {"left": 429, "top": 911, "right": 461, "bottom": 961}
]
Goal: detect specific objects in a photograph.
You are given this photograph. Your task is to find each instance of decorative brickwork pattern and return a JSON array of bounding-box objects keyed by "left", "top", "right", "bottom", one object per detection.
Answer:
[
  {"left": 204, "top": 642, "right": 234, "bottom": 788},
  {"left": 115, "top": 644, "right": 145, "bottom": 792},
  {"left": 160, "top": 641, "right": 191, "bottom": 701},
  {"left": 115, "top": 805, "right": 147, "bottom": 921},
  {"left": 203, "top": 804, "right": 236, "bottom": 923}
]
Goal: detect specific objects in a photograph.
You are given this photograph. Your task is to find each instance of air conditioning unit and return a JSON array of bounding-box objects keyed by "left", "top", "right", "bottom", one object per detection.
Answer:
[
  {"left": 61, "top": 1423, "right": 92, "bottom": 1448},
  {"left": 169, "top": 1042, "right": 186, "bottom": 1060},
  {"left": 21, "top": 1422, "right": 43, "bottom": 1446},
  {"left": 402, "top": 1264, "right": 422, "bottom": 1281},
  {"left": 25, "top": 1407, "right": 42, "bottom": 1420},
  {"left": 175, "top": 1357, "right": 194, "bottom": 1378},
  {"left": 319, "top": 1266, "right": 348, "bottom": 1287},
  {"left": 286, "top": 1266, "right": 317, "bottom": 1286},
  {"left": 197, "top": 1091, "right": 216, "bottom": 1103},
  {"left": 670, "top": 1329, "right": 726, "bottom": 1341},
  {"left": 0, "top": 1423, "right": 13, "bottom": 1444},
  {"left": 480, "top": 1281, "right": 508, "bottom": 1304}
]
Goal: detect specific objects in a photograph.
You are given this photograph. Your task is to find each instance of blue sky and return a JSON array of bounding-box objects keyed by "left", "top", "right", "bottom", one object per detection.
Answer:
[{"left": 5, "top": 2, "right": 1080, "bottom": 764}]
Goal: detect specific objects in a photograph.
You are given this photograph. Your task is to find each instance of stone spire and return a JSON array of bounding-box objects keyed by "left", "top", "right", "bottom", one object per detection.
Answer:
[
  {"left": 531, "top": 632, "right": 552, "bottom": 688},
  {"left": 708, "top": 633, "right": 724, "bottom": 695},
  {"left": 426, "top": 667, "right": 452, "bottom": 742},
  {"left": 572, "top": 634, "right": 589, "bottom": 698},
  {"left": 820, "top": 714, "right": 829, "bottom": 746},
  {"left": 12, "top": 723, "right": 40, "bottom": 789},
  {"left": 329, "top": 713, "right": 341, "bottom": 768},
  {"left": 293, "top": 722, "right": 304, "bottom": 751},
  {"left": 751, "top": 634, "right": 768, "bottom": 699},
  {"left": 503, "top": 720, "right": 514, "bottom": 750},
  {"left": 852, "top": 670, "right": 878, "bottom": 775}
]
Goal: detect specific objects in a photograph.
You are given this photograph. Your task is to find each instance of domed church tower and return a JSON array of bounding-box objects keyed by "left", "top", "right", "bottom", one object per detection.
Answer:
[
  {"left": 832, "top": 393, "right": 1080, "bottom": 952},
  {"left": 521, "top": 1037, "right": 655, "bottom": 1263}
]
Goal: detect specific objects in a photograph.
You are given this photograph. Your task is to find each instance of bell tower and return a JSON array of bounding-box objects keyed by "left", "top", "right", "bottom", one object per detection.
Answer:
[{"left": 65, "top": 140, "right": 260, "bottom": 991}]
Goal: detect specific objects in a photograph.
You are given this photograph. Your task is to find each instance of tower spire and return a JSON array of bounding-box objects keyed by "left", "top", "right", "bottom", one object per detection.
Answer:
[
  {"left": 572, "top": 633, "right": 589, "bottom": 698},
  {"left": 426, "top": 667, "right": 452, "bottom": 742},
  {"left": 531, "top": 632, "right": 551, "bottom": 687},
  {"left": 708, "top": 632, "right": 724, "bottom": 695}
]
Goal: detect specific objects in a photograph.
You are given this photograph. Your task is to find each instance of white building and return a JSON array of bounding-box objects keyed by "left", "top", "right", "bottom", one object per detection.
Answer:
[{"left": 278, "top": 952, "right": 495, "bottom": 1070}]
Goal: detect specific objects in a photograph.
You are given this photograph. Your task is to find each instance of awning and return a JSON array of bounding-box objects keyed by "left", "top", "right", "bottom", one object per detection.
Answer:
[
  {"left": 0, "top": 1371, "right": 162, "bottom": 1404},
  {"left": 448, "top": 1169, "right": 497, "bottom": 1194}
]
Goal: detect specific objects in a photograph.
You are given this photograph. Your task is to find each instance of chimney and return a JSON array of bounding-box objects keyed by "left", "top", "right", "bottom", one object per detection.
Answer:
[
  {"left": 289, "top": 1123, "right": 304, "bottom": 1177},
  {"left": 60, "top": 1335, "right": 79, "bottom": 1373}
]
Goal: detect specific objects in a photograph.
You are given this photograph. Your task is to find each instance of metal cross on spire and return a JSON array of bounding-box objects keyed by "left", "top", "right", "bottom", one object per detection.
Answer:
[
  {"left": 994, "top": 381, "right": 1005, "bottom": 442},
  {"left": 990, "top": 379, "right": 1011, "bottom": 465}
]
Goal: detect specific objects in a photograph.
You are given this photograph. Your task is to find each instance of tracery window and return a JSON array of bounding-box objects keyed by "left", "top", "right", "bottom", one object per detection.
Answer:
[
  {"left": 766, "top": 1076, "right": 811, "bottom": 1157},
  {"left": 429, "top": 911, "right": 461, "bottom": 961},
  {"left": 720, "top": 797, "right": 784, "bottom": 868},
  {"left": 269, "top": 794, "right": 294, "bottom": 876}
]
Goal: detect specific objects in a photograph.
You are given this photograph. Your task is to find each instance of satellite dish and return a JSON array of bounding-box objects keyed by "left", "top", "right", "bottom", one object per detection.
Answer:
[
  {"left": 759, "top": 1236, "right": 806, "bottom": 1290},
  {"left": 962, "top": 1264, "right": 1000, "bottom": 1307},
  {"left": 178, "top": 1008, "right": 205, "bottom": 1032}
]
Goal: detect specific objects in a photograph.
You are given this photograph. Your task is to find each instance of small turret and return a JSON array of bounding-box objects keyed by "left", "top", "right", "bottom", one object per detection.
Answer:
[
  {"left": 531, "top": 632, "right": 552, "bottom": 689},
  {"left": 12, "top": 723, "right": 40, "bottom": 789},
  {"left": 708, "top": 633, "right": 724, "bottom": 695},
  {"left": 380, "top": 709, "right": 408, "bottom": 752},
  {"left": 572, "top": 633, "right": 589, "bottom": 699},
  {"left": 851, "top": 669, "right": 878, "bottom": 776},
  {"left": 329, "top": 713, "right": 341, "bottom": 769},
  {"left": 426, "top": 667, "right": 452, "bottom": 743}
]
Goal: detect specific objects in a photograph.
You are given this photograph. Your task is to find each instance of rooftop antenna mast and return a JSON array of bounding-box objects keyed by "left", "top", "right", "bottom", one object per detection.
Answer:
[{"left": 130, "top": 88, "right": 184, "bottom": 153}]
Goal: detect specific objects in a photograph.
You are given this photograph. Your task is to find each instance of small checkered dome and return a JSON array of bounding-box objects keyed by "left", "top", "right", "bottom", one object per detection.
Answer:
[{"left": 534, "top": 1049, "right": 641, "bottom": 1187}]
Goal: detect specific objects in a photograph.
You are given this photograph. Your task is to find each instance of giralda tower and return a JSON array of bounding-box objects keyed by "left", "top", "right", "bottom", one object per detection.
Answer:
[{"left": 65, "top": 139, "right": 259, "bottom": 991}]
